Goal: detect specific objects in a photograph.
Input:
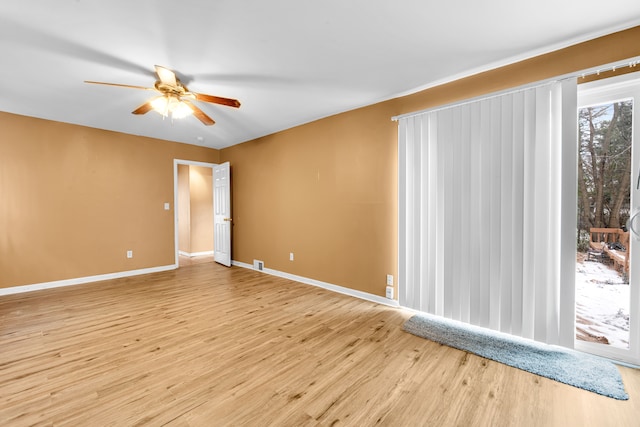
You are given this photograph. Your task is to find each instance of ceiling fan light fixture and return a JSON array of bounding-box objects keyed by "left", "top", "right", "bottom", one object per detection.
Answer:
[
  {"left": 150, "top": 95, "right": 169, "bottom": 115},
  {"left": 150, "top": 95, "right": 193, "bottom": 119},
  {"left": 172, "top": 100, "right": 193, "bottom": 119}
]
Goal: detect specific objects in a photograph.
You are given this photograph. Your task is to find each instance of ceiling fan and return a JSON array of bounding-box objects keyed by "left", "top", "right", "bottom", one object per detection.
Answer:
[{"left": 85, "top": 65, "right": 241, "bottom": 126}]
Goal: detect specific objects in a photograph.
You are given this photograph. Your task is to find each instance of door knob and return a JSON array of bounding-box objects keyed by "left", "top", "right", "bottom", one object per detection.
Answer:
[
  {"left": 224, "top": 218, "right": 233, "bottom": 222},
  {"left": 628, "top": 210, "right": 640, "bottom": 240}
]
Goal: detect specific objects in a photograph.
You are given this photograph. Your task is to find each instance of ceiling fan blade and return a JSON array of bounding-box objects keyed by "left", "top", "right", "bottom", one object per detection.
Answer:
[
  {"left": 194, "top": 92, "right": 241, "bottom": 108},
  {"left": 155, "top": 65, "right": 178, "bottom": 87},
  {"left": 132, "top": 101, "right": 154, "bottom": 115},
  {"left": 85, "top": 81, "right": 155, "bottom": 91},
  {"left": 183, "top": 100, "right": 215, "bottom": 126}
]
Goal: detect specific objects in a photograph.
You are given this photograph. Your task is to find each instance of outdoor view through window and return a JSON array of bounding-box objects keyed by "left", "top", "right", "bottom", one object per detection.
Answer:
[{"left": 576, "top": 99, "right": 632, "bottom": 349}]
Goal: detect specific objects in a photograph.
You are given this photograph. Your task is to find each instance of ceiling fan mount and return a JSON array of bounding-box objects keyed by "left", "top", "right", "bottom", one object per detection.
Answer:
[
  {"left": 85, "top": 65, "right": 241, "bottom": 126},
  {"left": 154, "top": 81, "right": 187, "bottom": 96}
]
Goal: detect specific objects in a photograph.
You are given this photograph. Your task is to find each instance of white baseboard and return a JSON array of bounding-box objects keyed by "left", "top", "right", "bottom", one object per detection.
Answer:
[
  {"left": 179, "top": 250, "right": 214, "bottom": 258},
  {"left": 232, "top": 260, "right": 399, "bottom": 308},
  {"left": 1, "top": 261, "right": 399, "bottom": 310},
  {"left": 0, "top": 264, "right": 178, "bottom": 296}
]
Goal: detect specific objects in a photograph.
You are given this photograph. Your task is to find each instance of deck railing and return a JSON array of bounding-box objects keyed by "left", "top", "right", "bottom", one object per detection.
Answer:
[{"left": 588, "top": 228, "right": 630, "bottom": 273}]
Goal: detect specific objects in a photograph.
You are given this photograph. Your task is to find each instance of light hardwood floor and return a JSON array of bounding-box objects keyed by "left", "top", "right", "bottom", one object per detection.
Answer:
[{"left": 1, "top": 263, "right": 639, "bottom": 426}]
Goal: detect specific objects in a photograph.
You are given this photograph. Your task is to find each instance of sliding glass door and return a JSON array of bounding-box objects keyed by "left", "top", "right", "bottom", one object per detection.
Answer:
[{"left": 575, "top": 72, "right": 640, "bottom": 365}]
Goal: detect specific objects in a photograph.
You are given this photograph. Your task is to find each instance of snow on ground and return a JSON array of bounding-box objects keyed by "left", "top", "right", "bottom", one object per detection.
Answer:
[{"left": 575, "top": 255, "right": 629, "bottom": 349}]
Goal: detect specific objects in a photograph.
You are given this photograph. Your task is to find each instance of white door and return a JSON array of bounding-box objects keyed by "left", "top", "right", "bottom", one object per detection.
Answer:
[
  {"left": 213, "top": 162, "right": 232, "bottom": 267},
  {"left": 575, "top": 73, "right": 640, "bottom": 365},
  {"left": 629, "top": 82, "right": 640, "bottom": 366}
]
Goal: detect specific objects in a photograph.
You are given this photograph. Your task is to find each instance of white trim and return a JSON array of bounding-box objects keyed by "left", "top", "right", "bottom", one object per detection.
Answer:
[
  {"left": 232, "top": 261, "right": 400, "bottom": 308},
  {"left": 575, "top": 339, "right": 640, "bottom": 369},
  {"left": 574, "top": 71, "right": 640, "bottom": 366},
  {"left": 0, "top": 264, "right": 177, "bottom": 296},
  {"left": 174, "top": 159, "right": 219, "bottom": 169},
  {"left": 578, "top": 71, "right": 640, "bottom": 105}
]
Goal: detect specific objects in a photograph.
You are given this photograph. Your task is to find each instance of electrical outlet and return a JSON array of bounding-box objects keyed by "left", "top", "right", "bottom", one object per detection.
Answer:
[
  {"left": 386, "top": 286, "right": 394, "bottom": 299},
  {"left": 164, "top": 202, "right": 170, "bottom": 210},
  {"left": 253, "top": 259, "right": 264, "bottom": 271},
  {"left": 386, "top": 274, "right": 394, "bottom": 286},
  {"left": 126, "top": 250, "right": 133, "bottom": 259},
  {"left": 289, "top": 252, "right": 294, "bottom": 261}
]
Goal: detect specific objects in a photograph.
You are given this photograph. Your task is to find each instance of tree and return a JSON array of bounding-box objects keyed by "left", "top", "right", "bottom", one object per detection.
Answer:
[{"left": 577, "top": 100, "right": 632, "bottom": 235}]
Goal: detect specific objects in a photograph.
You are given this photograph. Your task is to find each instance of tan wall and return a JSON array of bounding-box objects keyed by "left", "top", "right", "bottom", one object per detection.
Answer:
[
  {"left": 2, "top": 26, "right": 639, "bottom": 294},
  {"left": 221, "top": 25, "right": 640, "bottom": 299},
  {"left": 177, "top": 164, "right": 191, "bottom": 253},
  {"left": 188, "top": 166, "right": 214, "bottom": 253},
  {"left": 0, "top": 113, "right": 219, "bottom": 288},
  {"left": 222, "top": 104, "right": 397, "bottom": 295}
]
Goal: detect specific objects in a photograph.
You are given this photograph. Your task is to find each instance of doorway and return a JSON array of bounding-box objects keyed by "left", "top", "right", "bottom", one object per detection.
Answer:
[
  {"left": 575, "top": 72, "right": 640, "bottom": 365},
  {"left": 173, "top": 160, "right": 216, "bottom": 267}
]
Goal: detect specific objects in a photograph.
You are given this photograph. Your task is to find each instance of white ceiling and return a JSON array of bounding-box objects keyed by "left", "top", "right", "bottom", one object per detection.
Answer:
[{"left": 1, "top": 1, "right": 639, "bottom": 149}]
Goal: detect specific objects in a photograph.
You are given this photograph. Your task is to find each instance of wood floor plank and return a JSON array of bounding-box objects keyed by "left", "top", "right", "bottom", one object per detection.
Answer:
[{"left": 1, "top": 263, "right": 639, "bottom": 426}]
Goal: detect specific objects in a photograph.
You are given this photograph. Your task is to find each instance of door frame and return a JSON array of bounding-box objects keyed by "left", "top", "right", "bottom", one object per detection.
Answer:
[
  {"left": 173, "top": 159, "right": 217, "bottom": 267},
  {"left": 575, "top": 72, "right": 640, "bottom": 366}
]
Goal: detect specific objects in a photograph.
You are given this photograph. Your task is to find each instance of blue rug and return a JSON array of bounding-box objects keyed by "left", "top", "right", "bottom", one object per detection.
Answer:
[{"left": 403, "top": 313, "right": 628, "bottom": 400}]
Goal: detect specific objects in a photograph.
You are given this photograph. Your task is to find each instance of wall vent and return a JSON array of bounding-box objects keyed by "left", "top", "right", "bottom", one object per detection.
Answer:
[{"left": 253, "top": 260, "right": 264, "bottom": 271}]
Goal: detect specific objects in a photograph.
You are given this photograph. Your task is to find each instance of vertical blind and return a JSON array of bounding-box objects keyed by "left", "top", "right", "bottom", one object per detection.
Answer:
[{"left": 398, "top": 79, "right": 578, "bottom": 347}]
